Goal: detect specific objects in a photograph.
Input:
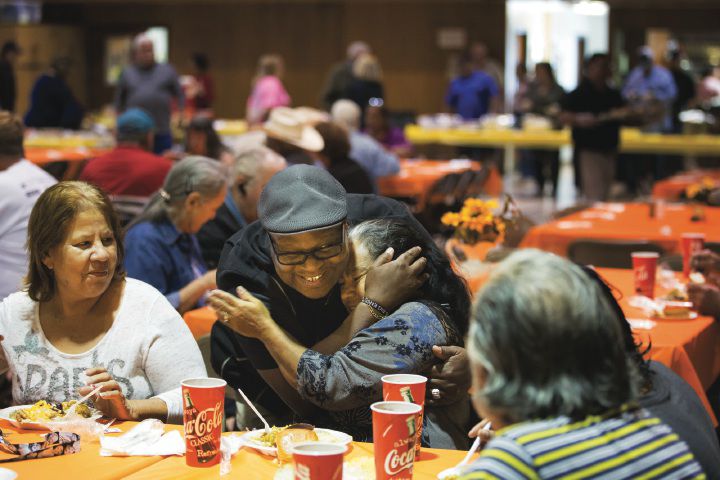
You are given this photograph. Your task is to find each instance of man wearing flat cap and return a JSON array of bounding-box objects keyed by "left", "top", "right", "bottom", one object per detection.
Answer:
[{"left": 209, "top": 165, "right": 468, "bottom": 421}]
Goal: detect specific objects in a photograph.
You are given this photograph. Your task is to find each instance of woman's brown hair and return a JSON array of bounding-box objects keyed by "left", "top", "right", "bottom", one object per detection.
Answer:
[{"left": 25, "top": 181, "right": 125, "bottom": 302}]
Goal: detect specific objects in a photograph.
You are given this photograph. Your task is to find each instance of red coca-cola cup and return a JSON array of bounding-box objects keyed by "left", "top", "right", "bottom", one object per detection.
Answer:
[
  {"left": 182, "top": 378, "right": 226, "bottom": 467},
  {"left": 631, "top": 252, "right": 659, "bottom": 298},
  {"left": 292, "top": 442, "right": 346, "bottom": 480},
  {"left": 371, "top": 401, "right": 422, "bottom": 480},
  {"left": 381, "top": 374, "right": 426, "bottom": 457},
  {"left": 681, "top": 233, "right": 705, "bottom": 278}
]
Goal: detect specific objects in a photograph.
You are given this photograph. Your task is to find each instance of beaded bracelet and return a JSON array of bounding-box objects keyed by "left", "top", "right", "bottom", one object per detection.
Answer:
[
  {"left": 361, "top": 297, "right": 390, "bottom": 317},
  {"left": 363, "top": 302, "right": 386, "bottom": 321}
]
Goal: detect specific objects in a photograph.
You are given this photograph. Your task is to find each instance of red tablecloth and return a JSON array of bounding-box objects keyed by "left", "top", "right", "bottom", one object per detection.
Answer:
[
  {"left": 652, "top": 169, "right": 720, "bottom": 200},
  {"left": 520, "top": 203, "right": 720, "bottom": 256}
]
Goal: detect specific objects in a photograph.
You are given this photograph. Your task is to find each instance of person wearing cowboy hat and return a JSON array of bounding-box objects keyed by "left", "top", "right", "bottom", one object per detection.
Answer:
[
  {"left": 263, "top": 106, "right": 324, "bottom": 166},
  {"left": 207, "top": 165, "right": 471, "bottom": 424}
]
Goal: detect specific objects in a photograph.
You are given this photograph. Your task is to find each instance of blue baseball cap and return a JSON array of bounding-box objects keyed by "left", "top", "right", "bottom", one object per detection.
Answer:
[{"left": 117, "top": 108, "right": 155, "bottom": 135}]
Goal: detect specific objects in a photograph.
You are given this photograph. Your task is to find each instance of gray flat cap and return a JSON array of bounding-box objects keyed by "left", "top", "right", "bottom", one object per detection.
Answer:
[{"left": 258, "top": 164, "right": 347, "bottom": 234}]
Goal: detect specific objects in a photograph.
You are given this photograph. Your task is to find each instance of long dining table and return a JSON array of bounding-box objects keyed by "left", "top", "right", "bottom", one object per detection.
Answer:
[
  {"left": 520, "top": 202, "right": 720, "bottom": 256},
  {"left": 0, "top": 420, "right": 473, "bottom": 479}
]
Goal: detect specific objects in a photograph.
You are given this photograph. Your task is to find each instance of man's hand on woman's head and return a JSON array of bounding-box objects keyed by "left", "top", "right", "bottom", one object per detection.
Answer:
[
  {"left": 364, "top": 246, "right": 429, "bottom": 311},
  {"left": 424, "top": 345, "right": 471, "bottom": 406}
]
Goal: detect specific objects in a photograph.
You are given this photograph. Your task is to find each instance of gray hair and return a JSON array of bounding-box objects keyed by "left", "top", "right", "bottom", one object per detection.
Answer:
[
  {"left": 346, "top": 41, "right": 370, "bottom": 61},
  {"left": 132, "top": 33, "right": 153, "bottom": 50},
  {"left": 231, "top": 146, "right": 286, "bottom": 187},
  {"left": 469, "top": 249, "right": 639, "bottom": 423},
  {"left": 130, "top": 156, "right": 227, "bottom": 227},
  {"left": 331, "top": 100, "right": 361, "bottom": 131}
]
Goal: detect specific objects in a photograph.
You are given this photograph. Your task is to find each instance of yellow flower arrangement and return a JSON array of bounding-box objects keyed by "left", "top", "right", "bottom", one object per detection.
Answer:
[
  {"left": 685, "top": 177, "right": 718, "bottom": 202},
  {"left": 441, "top": 197, "right": 507, "bottom": 245}
]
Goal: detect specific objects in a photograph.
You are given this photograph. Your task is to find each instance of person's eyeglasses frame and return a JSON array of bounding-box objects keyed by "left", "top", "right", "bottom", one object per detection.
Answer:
[{"left": 269, "top": 222, "right": 348, "bottom": 266}]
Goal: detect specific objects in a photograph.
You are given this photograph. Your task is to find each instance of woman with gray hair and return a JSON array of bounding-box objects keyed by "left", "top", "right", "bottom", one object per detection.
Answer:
[
  {"left": 461, "top": 250, "right": 703, "bottom": 479},
  {"left": 125, "top": 156, "right": 227, "bottom": 313}
]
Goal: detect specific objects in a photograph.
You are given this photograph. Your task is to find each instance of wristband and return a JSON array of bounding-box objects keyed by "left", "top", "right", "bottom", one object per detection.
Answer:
[
  {"left": 363, "top": 302, "right": 387, "bottom": 321},
  {"left": 361, "top": 297, "right": 389, "bottom": 317}
]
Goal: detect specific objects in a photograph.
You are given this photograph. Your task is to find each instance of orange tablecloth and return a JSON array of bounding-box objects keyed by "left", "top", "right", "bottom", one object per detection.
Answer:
[
  {"left": 25, "top": 147, "right": 110, "bottom": 165},
  {"left": 652, "top": 169, "right": 720, "bottom": 200},
  {"left": 596, "top": 268, "right": 720, "bottom": 425},
  {"left": 183, "top": 307, "right": 217, "bottom": 340},
  {"left": 521, "top": 203, "right": 720, "bottom": 256},
  {"left": 377, "top": 159, "right": 502, "bottom": 204},
  {"left": 124, "top": 438, "right": 472, "bottom": 480},
  {"left": 0, "top": 420, "right": 169, "bottom": 479}
]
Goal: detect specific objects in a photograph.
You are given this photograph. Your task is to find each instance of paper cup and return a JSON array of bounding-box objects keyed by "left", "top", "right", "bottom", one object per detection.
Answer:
[
  {"left": 292, "top": 442, "right": 346, "bottom": 480},
  {"left": 182, "top": 378, "right": 226, "bottom": 467},
  {"left": 681, "top": 233, "right": 705, "bottom": 278},
  {"left": 632, "top": 252, "right": 659, "bottom": 298},
  {"left": 382, "top": 374, "right": 426, "bottom": 457},
  {"left": 371, "top": 401, "right": 422, "bottom": 480}
]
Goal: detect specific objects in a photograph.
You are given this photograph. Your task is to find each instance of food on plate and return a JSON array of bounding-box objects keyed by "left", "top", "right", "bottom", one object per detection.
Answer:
[
  {"left": 276, "top": 426, "right": 319, "bottom": 463},
  {"left": 689, "top": 272, "right": 706, "bottom": 284},
  {"left": 10, "top": 400, "right": 92, "bottom": 422},
  {"left": 663, "top": 288, "right": 688, "bottom": 301},
  {"left": 654, "top": 301, "right": 693, "bottom": 319}
]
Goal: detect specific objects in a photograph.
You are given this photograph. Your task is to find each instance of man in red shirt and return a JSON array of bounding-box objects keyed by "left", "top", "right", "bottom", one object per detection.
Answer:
[{"left": 80, "top": 108, "right": 172, "bottom": 224}]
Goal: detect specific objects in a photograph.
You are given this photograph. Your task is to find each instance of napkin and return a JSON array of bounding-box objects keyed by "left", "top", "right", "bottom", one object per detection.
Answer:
[
  {"left": 99, "top": 419, "right": 184, "bottom": 457},
  {"left": 219, "top": 433, "right": 245, "bottom": 476}
]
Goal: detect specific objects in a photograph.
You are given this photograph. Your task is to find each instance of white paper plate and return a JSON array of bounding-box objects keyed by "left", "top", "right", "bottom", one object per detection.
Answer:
[
  {"left": 241, "top": 428, "right": 352, "bottom": 457},
  {"left": 0, "top": 405, "right": 101, "bottom": 431},
  {"left": 0, "top": 468, "right": 17, "bottom": 480},
  {"left": 652, "top": 311, "right": 698, "bottom": 321}
]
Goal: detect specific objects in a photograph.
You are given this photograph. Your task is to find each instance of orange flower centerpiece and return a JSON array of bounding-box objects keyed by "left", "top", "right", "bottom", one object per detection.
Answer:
[
  {"left": 684, "top": 177, "right": 717, "bottom": 204},
  {"left": 441, "top": 197, "right": 506, "bottom": 245}
]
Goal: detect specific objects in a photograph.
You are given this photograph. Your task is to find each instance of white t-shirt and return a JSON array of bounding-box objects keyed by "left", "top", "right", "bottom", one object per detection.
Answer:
[
  {"left": 0, "top": 278, "right": 206, "bottom": 423},
  {"left": 0, "top": 159, "right": 56, "bottom": 300}
]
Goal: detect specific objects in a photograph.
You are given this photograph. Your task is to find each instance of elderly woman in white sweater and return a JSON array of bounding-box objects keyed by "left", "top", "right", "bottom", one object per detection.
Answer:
[{"left": 0, "top": 181, "right": 206, "bottom": 423}]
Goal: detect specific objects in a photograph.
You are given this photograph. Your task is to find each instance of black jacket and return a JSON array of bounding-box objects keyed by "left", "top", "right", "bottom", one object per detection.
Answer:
[
  {"left": 211, "top": 194, "right": 426, "bottom": 415},
  {"left": 196, "top": 202, "right": 244, "bottom": 269}
]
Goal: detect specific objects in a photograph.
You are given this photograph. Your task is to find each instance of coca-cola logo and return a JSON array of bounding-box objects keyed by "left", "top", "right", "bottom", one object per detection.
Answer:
[
  {"left": 384, "top": 447, "right": 415, "bottom": 476},
  {"left": 185, "top": 401, "right": 223, "bottom": 437},
  {"left": 636, "top": 267, "right": 649, "bottom": 281}
]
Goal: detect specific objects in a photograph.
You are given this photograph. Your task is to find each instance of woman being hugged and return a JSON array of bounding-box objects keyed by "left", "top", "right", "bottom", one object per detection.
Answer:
[
  {"left": 0, "top": 181, "right": 206, "bottom": 423},
  {"left": 211, "top": 219, "right": 471, "bottom": 448}
]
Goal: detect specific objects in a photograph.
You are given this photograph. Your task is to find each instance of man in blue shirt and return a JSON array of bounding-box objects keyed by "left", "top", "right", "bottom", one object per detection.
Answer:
[
  {"left": 622, "top": 46, "right": 677, "bottom": 133},
  {"left": 446, "top": 52, "right": 500, "bottom": 120}
]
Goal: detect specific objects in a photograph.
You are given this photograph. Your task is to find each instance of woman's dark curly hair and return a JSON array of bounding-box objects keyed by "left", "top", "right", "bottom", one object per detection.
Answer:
[{"left": 350, "top": 219, "right": 470, "bottom": 336}]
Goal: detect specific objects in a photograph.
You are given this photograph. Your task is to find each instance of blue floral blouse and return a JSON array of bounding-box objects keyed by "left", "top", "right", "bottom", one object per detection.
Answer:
[{"left": 296, "top": 301, "right": 470, "bottom": 449}]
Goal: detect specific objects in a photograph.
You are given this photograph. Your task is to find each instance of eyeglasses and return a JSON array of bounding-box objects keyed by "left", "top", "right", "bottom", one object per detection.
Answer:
[{"left": 270, "top": 226, "right": 347, "bottom": 266}]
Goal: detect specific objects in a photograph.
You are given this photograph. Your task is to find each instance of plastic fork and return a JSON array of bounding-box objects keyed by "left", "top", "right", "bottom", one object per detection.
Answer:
[{"left": 237, "top": 387, "right": 270, "bottom": 434}]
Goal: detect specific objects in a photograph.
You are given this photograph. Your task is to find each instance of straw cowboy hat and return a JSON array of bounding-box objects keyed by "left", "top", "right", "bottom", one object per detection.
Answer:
[{"left": 263, "top": 107, "right": 324, "bottom": 152}]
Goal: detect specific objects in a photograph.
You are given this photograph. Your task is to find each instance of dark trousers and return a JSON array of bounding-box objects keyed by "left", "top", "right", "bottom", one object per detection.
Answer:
[{"left": 531, "top": 149, "right": 560, "bottom": 196}]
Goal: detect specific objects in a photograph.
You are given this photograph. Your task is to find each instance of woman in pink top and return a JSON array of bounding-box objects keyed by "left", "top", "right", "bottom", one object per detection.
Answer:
[{"left": 246, "top": 54, "right": 291, "bottom": 125}]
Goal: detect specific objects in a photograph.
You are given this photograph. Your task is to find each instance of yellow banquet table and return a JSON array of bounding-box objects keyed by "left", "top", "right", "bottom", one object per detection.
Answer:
[{"left": 405, "top": 124, "right": 720, "bottom": 156}]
